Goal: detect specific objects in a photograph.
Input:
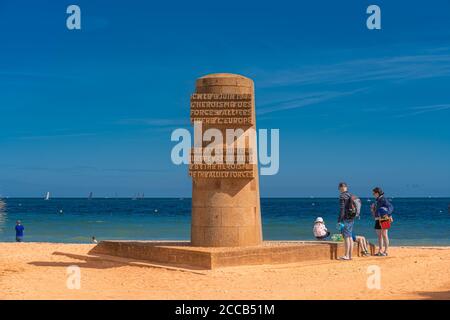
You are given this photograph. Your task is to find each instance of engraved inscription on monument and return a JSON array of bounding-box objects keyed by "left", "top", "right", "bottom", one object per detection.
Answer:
[
  {"left": 189, "top": 91, "right": 256, "bottom": 179},
  {"left": 190, "top": 73, "right": 263, "bottom": 247},
  {"left": 189, "top": 147, "right": 255, "bottom": 179},
  {"left": 190, "top": 93, "right": 254, "bottom": 125}
]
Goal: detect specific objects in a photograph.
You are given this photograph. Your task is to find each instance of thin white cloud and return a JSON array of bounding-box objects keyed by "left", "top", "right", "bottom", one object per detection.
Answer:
[
  {"left": 394, "top": 104, "right": 450, "bottom": 118},
  {"left": 258, "top": 88, "right": 367, "bottom": 115},
  {"left": 256, "top": 53, "right": 450, "bottom": 88}
]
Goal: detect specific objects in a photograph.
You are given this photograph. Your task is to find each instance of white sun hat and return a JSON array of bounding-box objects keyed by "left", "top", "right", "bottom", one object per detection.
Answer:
[{"left": 315, "top": 217, "right": 324, "bottom": 223}]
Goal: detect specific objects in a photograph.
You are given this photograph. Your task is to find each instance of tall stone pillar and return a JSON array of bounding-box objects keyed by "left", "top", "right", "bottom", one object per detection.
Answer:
[{"left": 189, "top": 73, "right": 263, "bottom": 247}]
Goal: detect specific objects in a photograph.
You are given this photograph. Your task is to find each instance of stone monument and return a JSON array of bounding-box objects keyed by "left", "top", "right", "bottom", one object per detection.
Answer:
[
  {"left": 189, "top": 73, "right": 262, "bottom": 247},
  {"left": 92, "top": 73, "right": 365, "bottom": 269}
]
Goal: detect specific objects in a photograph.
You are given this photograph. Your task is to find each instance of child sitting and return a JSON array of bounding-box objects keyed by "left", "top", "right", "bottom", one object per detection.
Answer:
[
  {"left": 352, "top": 232, "right": 370, "bottom": 256},
  {"left": 313, "top": 217, "right": 331, "bottom": 240}
]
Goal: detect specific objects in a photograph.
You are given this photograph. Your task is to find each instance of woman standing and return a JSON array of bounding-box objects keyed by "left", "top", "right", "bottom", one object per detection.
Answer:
[{"left": 371, "top": 187, "right": 394, "bottom": 256}]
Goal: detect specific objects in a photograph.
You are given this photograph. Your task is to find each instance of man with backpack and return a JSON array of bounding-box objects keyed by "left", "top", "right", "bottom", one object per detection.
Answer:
[{"left": 337, "top": 182, "right": 361, "bottom": 261}]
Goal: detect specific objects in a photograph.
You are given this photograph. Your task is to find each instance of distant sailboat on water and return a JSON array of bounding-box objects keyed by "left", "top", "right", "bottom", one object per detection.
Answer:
[
  {"left": 44, "top": 192, "right": 50, "bottom": 201},
  {"left": 132, "top": 193, "right": 145, "bottom": 200},
  {"left": 88, "top": 192, "right": 93, "bottom": 200}
]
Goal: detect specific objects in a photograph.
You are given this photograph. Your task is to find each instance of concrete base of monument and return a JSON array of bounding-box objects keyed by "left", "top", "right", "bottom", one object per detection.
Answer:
[{"left": 90, "top": 240, "right": 374, "bottom": 270}]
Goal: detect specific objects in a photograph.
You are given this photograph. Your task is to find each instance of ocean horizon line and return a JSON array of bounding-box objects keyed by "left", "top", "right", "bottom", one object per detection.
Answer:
[
  {"left": 1, "top": 197, "right": 449, "bottom": 246},
  {"left": 1, "top": 196, "right": 450, "bottom": 200}
]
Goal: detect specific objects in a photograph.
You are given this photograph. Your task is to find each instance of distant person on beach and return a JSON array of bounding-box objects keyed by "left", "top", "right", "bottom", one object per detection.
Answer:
[
  {"left": 371, "top": 187, "right": 394, "bottom": 256},
  {"left": 352, "top": 232, "right": 370, "bottom": 256},
  {"left": 91, "top": 236, "right": 98, "bottom": 244},
  {"left": 337, "top": 182, "right": 361, "bottom": 261},
  {"left": 15, "top": 220, "right": 24, "bottom": 242},
  {"left": 313, "top": 217, "right": 330, "bottom": 240}
]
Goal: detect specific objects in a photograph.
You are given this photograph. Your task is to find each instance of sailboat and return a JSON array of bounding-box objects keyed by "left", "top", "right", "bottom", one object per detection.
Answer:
[
  {"left": 44, "top": 192, "right": 50, "bottom": 201},
  {"left": 88, "top": 192, "right": 93, "bottom": 200}
]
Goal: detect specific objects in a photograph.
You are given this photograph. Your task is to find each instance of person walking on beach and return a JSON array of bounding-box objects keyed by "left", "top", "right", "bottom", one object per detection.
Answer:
[
  {"left": 337, "top": 182, "right": 360, "bottom": 260},
  {"left": 15, "top": 220, "right": 24, "bottom": 242},
  {"left": 371, "top": 187, "right": 394, "bottom": 256}
]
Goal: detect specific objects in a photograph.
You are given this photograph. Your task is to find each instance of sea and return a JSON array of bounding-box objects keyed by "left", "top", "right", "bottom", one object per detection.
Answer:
[{"left": 0, "top": 198, "right": 449, "bottom": 245}]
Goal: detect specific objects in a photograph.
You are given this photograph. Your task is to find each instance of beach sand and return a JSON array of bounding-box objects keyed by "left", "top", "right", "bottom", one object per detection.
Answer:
[{"left": 0, "top": 243, "right": 449, "bottom": 300}]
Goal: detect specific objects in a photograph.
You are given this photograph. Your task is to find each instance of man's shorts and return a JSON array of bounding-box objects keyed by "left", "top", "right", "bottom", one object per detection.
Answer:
[{"left": 341, "top": 219, "right": 354, "bottom": 238}]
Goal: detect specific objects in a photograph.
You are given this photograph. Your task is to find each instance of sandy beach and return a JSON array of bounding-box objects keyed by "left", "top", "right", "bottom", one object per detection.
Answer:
[{"left": 0, "top": 243, "right": 449, "bottom": 300}]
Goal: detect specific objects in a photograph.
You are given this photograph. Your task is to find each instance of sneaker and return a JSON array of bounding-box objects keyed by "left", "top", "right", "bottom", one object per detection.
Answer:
[
  {"left": 375, "top": 252, "right": 383, "bottom": 256},
  {"left": 338, "top": 256, "right": 351, "bottom": 261},
  {"left": 362, "top": 251, "right": 370, "bottom": 257}
]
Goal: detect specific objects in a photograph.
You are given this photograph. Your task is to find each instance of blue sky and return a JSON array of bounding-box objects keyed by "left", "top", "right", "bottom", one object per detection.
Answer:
[{"left": 0, "top": 0, "right": 449, "bottom": 197}]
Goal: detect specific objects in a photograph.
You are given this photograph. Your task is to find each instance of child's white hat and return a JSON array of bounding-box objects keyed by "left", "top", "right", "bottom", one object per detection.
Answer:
[{"left": 315, "top": 217, "right": 324, "bottom": 223}]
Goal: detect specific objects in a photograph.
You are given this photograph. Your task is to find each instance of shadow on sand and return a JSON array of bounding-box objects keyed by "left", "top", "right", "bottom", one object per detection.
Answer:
[
  {"left": 28, "top": 251, "right": 208, "bottom": 274},
  {"left": 28, "top": 252, "right": 128, "bottom": 269},
  {"left": 416, "top": 290, "right": 450, "bottom": 300}
]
